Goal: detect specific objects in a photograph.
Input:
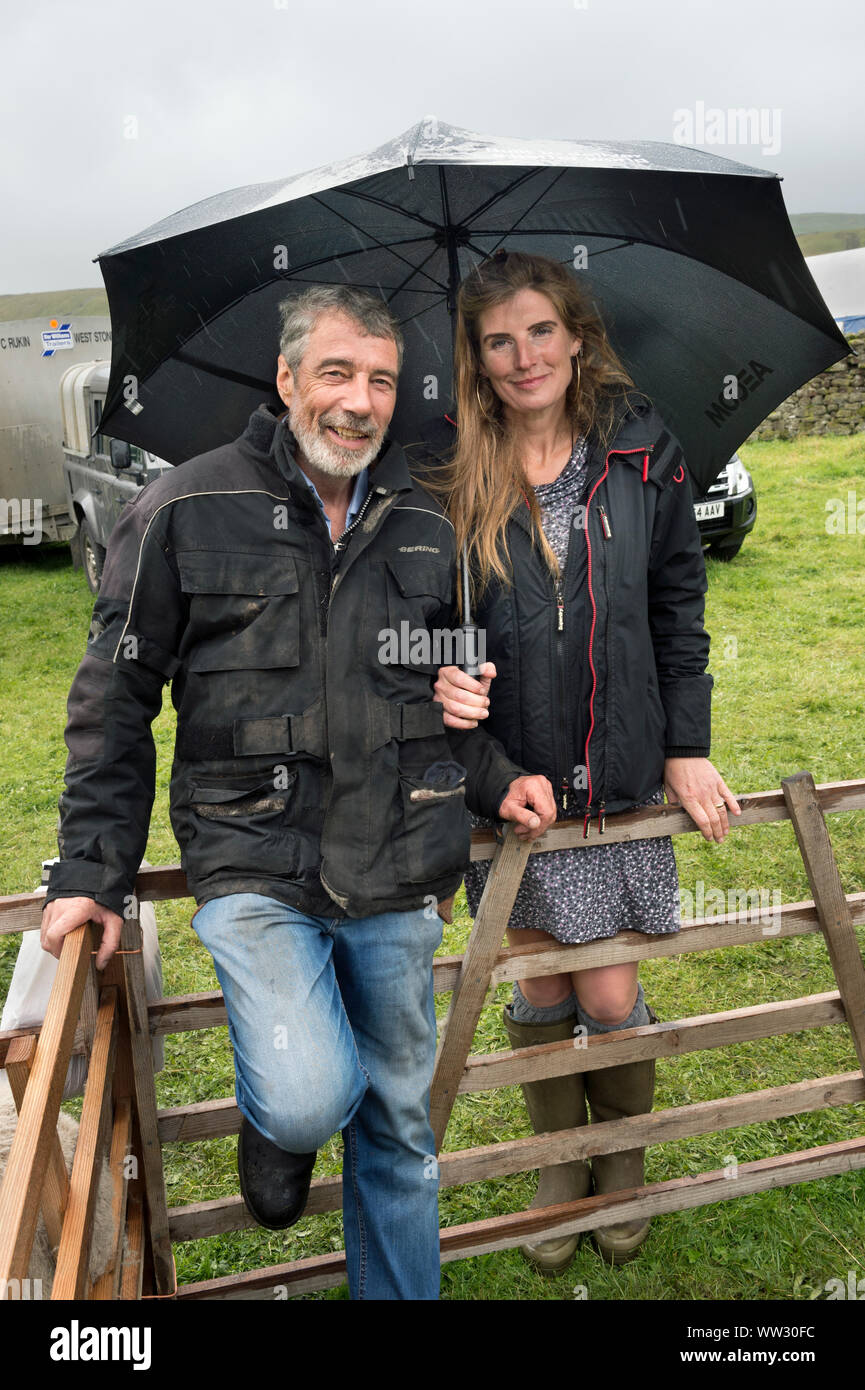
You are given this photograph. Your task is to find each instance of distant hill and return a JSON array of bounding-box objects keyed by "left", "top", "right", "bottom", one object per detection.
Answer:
[
  {"left": 797, "top": 228, "right": 865, "bottom": 256},
  {"left": 788, "top": 214, "right": 865, "bottom": 256},
  {"left": 0, "top": 288, "right": 109, "bottom": 322},
  {"left": 788, "top": 213, "right": 865, "bottom": 236}
]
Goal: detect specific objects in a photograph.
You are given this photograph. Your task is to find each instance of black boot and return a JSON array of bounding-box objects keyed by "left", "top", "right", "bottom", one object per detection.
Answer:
[{"left": 237, "top": 1115, "right": 317, "bottom": 1230}]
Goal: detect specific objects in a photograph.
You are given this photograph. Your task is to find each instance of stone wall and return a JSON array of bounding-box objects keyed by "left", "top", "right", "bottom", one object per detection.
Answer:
[{"left": 746, "top": 331, "right": 865, "bottom": 441}]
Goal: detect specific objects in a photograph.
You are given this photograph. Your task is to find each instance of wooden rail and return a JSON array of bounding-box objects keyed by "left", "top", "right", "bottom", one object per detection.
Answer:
[{"left": 1, "top": 771, "right": 864, "bottom": 1299}]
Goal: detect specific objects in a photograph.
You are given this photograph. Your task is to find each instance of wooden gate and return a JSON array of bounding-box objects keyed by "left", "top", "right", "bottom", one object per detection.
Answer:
[{"left": 1, "top": 770, "right": 864, "bottom": 1298}]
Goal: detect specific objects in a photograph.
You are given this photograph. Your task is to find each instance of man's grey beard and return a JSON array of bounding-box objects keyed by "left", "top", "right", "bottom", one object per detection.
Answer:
[{"left": 288, "top": 403, "right": 384, "bottom": 476}]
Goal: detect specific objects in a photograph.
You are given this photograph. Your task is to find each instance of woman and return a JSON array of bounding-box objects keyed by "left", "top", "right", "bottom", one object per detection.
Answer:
[{"left": 411, "top": 250, "right": 740, "bottom": 1270}]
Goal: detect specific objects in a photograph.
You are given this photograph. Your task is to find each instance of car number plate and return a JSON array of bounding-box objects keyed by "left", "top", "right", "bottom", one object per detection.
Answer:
[{"left": 694, "top": 501, "right": 725, "bottom": 521}]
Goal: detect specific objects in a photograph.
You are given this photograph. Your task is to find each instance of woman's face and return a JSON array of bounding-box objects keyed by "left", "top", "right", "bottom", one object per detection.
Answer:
[{"left": 476, "top": 288, "right": 582, "bottom": 418}]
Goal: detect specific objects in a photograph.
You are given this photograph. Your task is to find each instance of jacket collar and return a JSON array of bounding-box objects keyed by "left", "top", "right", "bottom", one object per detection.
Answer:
[
  {"left": 242, "top": 405, "right": 415, "bottom": 499},
  {"left": 507, "top": 390, "right": 673, "bottom": 536},
  {"left": 599, "top": 390, "right": 685, "bottom": 488}
]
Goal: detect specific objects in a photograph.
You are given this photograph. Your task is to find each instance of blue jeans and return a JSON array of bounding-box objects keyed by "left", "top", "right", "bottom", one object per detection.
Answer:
[{"left": 191, "top": 892, "right": 443, "bottom": 1300}]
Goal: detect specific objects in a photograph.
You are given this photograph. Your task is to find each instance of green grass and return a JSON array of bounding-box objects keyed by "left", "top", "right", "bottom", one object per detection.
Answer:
[
  {"left": 795, "top": 228, "right": 865, "bottom": 257},
  {"left": 1, "top": 430, "right": 864, "bottom": 1300}
]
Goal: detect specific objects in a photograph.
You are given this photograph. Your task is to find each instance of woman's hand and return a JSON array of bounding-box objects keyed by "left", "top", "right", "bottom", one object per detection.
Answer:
[
  {"left": 664, "top": 757, "right": 741, "bottom": 843},
  {"left": 434, "top": 661, "right": 497, "bottom": 729}
]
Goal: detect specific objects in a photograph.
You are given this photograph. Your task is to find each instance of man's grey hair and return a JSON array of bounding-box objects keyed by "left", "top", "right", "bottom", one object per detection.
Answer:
[{"left": 277, "top": 285, "right": 404, "bottom": 374}]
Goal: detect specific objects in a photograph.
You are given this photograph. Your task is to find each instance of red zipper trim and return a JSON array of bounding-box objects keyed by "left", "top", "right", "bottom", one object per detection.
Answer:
[
  {"left": 444, "top": 413, "right": 456, "bottom": 426},
  {"left": 583, "top": 446, "right": 651, "bottom": 825}
]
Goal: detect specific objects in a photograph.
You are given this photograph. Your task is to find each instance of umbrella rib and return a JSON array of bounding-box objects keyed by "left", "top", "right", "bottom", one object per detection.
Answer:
[
  {"left": 466, "top": 230, "right": 637, "bottom": 257},
  {"left": 395, "top": 298, "right": 451, "bottom": 332},
  {"left": 173, "top": 352, "right": 276, "bottom": 392},
  {"left": 306, "top": 195, "right": 449, "bottom": 292},
  {"left": 384, "top": 243, "right": 450, "bottom": 307},
  {"left": 312, "top": 188, "right": 443, "bottom": 234},
  {"left": 468, "top": 168, "right": 571, "bottom": 250},
  {"left": 460, "top": 167, "right": 554, "bottom": 225},
  {"left": 438, "top": 165, "right": 453, "bottom": 230}
]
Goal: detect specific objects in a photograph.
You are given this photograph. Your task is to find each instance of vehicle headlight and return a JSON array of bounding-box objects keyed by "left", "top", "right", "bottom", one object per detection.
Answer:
[{"left": 726, "top": 457, "right": 751, "bottom": 495}]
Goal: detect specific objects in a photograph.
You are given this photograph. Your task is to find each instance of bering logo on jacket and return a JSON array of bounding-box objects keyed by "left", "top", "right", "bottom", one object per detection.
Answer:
[{"left": 397, "top": 545, "right": 440, "bottom": 553}]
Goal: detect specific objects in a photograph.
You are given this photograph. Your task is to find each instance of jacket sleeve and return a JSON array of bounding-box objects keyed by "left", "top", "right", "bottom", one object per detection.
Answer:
[
  {"left": 445, "top": 723, "right": 529, "bottom": 821},
  {"left": 43, "top": 489, "right": 188, "bottom": 918},
  {"left": 646, "top": 464, "right": 713, "bottom": 757},
  {"left": 432, "top": 592, "right": 530, "bottom": 820}
]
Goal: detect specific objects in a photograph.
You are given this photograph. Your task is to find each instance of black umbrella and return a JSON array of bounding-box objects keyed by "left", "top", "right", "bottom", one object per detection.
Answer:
[{"left": 96, "top": 116, "right": 849, "bottom": 491}]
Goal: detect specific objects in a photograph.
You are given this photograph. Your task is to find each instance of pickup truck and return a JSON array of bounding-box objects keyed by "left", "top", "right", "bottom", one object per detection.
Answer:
[
  {"left": 0, "top": 317, "right": 170, "bottom": 591},
  {"left": 60, "top": 360, "right": 171, "bottom": 592}
]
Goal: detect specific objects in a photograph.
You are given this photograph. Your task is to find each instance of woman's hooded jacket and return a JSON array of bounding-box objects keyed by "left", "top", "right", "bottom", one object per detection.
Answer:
[{"left": 406, "top": 389, "right": 713, "bottom": 834}]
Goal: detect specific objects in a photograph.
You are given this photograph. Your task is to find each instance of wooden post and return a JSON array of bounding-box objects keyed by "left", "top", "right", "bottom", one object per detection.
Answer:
[
  {"left": 0, "top": 923, "right": 94, "bottom": 1289},
  {"left": 118, "top": 910, "right": 174, "bottom": 1296},
  {"left": 52, "top": 987, "right": 118, "bottom": 1299},
  {"left": 782, "top": 771, "right": 865, "bottom": 1072},
  {"left": 4, "top": 1035, "right": 70, "bottom": 1253},
  {"left": 89, "top": 1096, "right": 133, "bottom": 1300},
  {"left": 429, "top": 826, "right": 531, "bottom": 1148}
]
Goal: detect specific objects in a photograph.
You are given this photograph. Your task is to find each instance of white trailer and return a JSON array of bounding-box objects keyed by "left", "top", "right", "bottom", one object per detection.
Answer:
[{"left": 0, "top": 316, "right": 113, "bottom": 544}]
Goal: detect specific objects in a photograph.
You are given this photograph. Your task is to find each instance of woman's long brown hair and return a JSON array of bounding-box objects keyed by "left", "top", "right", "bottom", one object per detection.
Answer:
[{"left": 422, "top": 251, "right": 647, "bottom": 614}]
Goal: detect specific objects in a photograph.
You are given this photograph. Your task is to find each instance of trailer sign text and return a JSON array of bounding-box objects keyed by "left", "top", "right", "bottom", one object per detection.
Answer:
[{"left": 41, "top": 324, "right": 73, "bottom": 356}]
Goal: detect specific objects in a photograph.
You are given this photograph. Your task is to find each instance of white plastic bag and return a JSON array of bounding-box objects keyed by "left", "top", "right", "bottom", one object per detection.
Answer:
[{"left": 1, "top": 869, "right": 164, "bottom": 1100}]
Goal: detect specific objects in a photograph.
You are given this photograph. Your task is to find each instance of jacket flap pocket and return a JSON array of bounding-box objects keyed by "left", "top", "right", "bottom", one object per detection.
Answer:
[
  {"left": 178, "top": 552, "right": 299, "bottom": 596},
  {"left": 189, "top": 773, "right": 296, "bottom": 811},
  {"left": 386, "top": 557, "right": 451, "bottom": 602}
]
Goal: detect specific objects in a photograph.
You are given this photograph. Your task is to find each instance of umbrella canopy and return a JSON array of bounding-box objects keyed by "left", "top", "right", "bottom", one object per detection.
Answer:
[{"left": 96, "top": 117, "right": 850, "bottom": 490}]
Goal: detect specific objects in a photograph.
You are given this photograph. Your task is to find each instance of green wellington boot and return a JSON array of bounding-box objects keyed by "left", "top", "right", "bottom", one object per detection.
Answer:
[
  {"left": 502, "top": 1005, "right": 593, "bottom": 1274},
  {"left": 584, "top": 1053, "right": 656, "bottom": 1265}
]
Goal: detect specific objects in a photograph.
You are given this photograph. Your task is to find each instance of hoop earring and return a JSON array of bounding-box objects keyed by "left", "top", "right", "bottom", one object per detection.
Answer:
[
  {"left": 476, "top": 378, "right": 493, "bottom": 422},
  {"left": 572, "top": 352, "right": 581, "bottom": 396}
]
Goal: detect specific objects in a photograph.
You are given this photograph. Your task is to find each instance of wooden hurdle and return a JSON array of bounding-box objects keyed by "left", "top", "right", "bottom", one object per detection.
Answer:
[{"left": 1, "top": 769, "right": 864, "bottom": 1299}]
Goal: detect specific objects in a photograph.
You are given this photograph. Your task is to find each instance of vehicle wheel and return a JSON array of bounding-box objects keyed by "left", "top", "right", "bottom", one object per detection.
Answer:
[
  {"left": 709, "top": 537, "right": 744, "bottom": 562},
  {"left": 78, "top": 521, "right": 106, "bottom": 594}
]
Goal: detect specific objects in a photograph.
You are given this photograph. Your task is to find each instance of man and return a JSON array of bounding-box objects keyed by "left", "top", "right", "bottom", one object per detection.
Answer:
[{"left": 40, "top": 285, "right": 555, "bottom": 1300}]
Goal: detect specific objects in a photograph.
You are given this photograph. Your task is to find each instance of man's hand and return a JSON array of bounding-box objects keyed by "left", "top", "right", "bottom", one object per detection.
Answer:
[
  {"left": 41, "top": 896, "right": 125, "bottom": 971},
  {"left": 498, "top": 775, "right": 557, "bottom": 841},
  {"left": 664, "top": 757, "right": 741, "bottom": 844},
  {"left": 434, "top": 662, "right": 497, "bottom": 729}
]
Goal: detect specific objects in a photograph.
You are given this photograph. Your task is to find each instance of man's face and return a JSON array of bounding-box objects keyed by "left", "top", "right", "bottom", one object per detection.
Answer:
[{"left": 276, "top": 310, "right": 399, "bottom": 477}]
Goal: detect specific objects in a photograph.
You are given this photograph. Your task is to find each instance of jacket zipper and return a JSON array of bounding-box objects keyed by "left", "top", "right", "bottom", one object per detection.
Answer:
[
  {"left": 318, "top": 483, "right": 397, "bottom": 905},
  {"left": 582, "top": 446, "right": 652, "bottom": 837},
  {"left": 554, "top": 573, "right": 569, "bottom": 810},
  {"left": 332, "top": 486, "right": 379, "bottom": 559}
]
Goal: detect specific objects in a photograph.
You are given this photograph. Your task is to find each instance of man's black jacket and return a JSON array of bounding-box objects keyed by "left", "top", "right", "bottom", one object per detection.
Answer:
[
  {"left": 44, "top": 406, "right": 527, "bottom": 920},
  {"left": 405, "top": 389, "right": 713, "bottom": 828}
]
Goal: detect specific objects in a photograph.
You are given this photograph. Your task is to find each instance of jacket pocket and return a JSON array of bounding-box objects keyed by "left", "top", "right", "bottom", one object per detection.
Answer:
[
  {"left": 383, "top": 558, "right": 453, "bottom": 674},
  {"left": 178, "top": 552, "right": 300, "bottom": 671},
  {"left": 393, "top": 769, "right": 471, "bottom": 884},
  {"left": 185, "top": 769, "right": 302, "bottom": 876}
]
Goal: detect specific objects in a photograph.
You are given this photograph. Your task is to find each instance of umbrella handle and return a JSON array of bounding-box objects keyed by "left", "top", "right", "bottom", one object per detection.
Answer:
[
  {"left": 460, "top": 623, "right": 482, "bottom": 679},
  {"left": 459, "top": 542, "right": 482, "bottom": 677}
]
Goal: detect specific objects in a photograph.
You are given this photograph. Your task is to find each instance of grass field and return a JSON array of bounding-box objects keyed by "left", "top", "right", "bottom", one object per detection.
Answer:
[{"left": 1, "top": 431, "right": 864, "bottom": 1302}]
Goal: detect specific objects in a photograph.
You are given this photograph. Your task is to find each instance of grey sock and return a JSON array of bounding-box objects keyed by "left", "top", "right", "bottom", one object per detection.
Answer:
[
  {"left": 509, "top": 980, "right": 578, "bottom": 1025},
  {"left": 575, "top": 980, "right": 651, "bottom": 1036}
]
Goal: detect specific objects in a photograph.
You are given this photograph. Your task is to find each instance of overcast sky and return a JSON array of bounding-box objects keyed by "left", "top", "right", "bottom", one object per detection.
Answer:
[{"left": 2, "top": 0, "right": 862, "bottom": 294}]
